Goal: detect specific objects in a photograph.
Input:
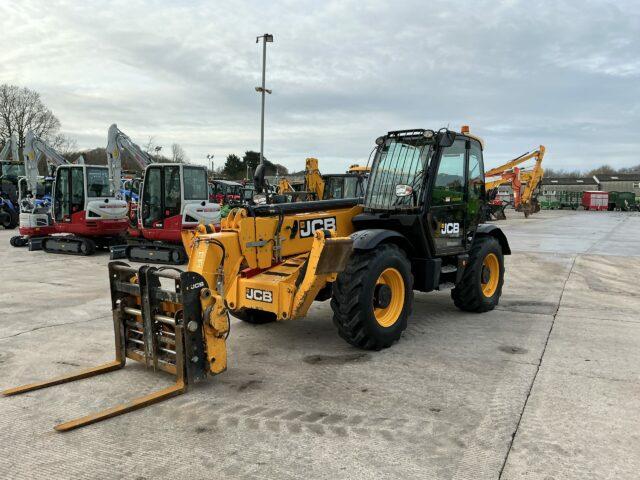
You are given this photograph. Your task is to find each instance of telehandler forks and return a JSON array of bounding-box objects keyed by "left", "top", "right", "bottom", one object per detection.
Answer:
[{"left": 2, "top": 262, "right": 220, "bottom": 431}]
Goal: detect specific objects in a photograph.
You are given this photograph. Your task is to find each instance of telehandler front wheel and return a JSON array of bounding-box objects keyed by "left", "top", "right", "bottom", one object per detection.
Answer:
[
  {"left": 331, "top": 243, "right": 413, "bottom": 350},
  {"left": 452, "top": 236, "right": 504, "bottom": 312}
]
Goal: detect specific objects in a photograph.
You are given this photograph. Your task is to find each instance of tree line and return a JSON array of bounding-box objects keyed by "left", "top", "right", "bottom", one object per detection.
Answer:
[
  {"left": 0, "top": 83, "right": 291, "bottom": 179},
  {"left": 0, "top": 84, "right": 192, "bottom": 173},
  {"left": 217, "top": 151, "right": 288, "bottom": 180},
  {"left": 544, "top": 164, "right": 640, "bottom": 179}
]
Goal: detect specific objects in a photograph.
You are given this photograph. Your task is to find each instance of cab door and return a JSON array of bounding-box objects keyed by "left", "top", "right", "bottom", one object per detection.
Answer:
[
  {"left": 427, "top": 138, "right": 468, "bottom": 255},
  {"left": 141, "top": 166, "right": 163, "bottom": 228},
  {"left": 465, "top": 140, "right": 485, "bottom": 248}
]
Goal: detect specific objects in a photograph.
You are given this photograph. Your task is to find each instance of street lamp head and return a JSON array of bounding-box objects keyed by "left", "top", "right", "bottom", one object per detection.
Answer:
[{"left": 256, "top": 33, "right": 274, "bottom": 43}]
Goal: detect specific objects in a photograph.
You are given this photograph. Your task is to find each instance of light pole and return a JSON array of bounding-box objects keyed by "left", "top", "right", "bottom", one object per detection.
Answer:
[
  {"left": 255, "top": 33, "right": 273, "bottom": 170},
  {"left": 206, "top": 154, "right": 214, "bottom": 173}
]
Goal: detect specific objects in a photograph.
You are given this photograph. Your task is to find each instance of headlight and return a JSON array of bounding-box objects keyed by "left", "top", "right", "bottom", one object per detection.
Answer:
[
  {"left": 253, "top": 194, "right": 267, "bottom": 205},
  {"left": 375, "top": 136, "right": 385, "bottom": 146}
]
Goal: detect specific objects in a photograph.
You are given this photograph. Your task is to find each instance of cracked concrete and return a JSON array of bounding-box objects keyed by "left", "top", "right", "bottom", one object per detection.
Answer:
[{"left": 0, "top": 210, "right": 639, "bottom": 479}]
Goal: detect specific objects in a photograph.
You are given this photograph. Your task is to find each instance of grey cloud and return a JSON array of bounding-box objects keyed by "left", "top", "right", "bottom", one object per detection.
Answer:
[{"left": 1, "top": 0, "right": 639, "bottom": 172}]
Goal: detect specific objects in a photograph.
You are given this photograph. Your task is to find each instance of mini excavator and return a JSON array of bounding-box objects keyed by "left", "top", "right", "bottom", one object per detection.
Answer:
[
  {"left": 14, "top": 131, "right": 129, "bottom": 254},
  {"left": 107, "top": 124, "right": 221, "bottom": 264}
]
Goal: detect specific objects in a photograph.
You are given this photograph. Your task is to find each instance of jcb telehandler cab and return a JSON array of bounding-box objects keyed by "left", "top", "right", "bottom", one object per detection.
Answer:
[{"left": 3, "top": 126, "right": 510, "bottom": 431}]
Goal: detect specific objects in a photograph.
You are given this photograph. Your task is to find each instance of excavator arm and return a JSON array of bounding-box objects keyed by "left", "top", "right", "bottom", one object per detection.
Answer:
[
  {"left": 519, "top": 154, "right": 544, "bottom": 205},
  {"left": 485, "top": 146, "right": 545, "bottom": 178},
  {"left": 0, "top": 134, "right": 19, "bottom": 163},
  {"left": 22, "top": 131, "right": 72, "bottom": 193},
  {"left": 304, "top": 157, "right": 324, "bottom": 200},
  {"left": 106, "top": 124, "right": 154, "bottom": 196},
  {"left": 485, "top": 146, "right": 545, "bottom": 213}
]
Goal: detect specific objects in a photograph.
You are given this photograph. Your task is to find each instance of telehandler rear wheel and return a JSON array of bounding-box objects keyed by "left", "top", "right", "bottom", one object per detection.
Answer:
[
  {"left": 232, "top": 309, "right": 276, "bottom": 324},
  {"left": 452, "top": 236, "right": 504, "bottom": 312},
  {"left": 331, "top": 243, "right": 413, "bottom": 350}
]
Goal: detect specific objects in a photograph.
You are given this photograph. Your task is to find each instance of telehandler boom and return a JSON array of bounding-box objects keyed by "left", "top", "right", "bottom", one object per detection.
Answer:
[{"left": 3, "top": 126, "right": 510, "bottom": 432}]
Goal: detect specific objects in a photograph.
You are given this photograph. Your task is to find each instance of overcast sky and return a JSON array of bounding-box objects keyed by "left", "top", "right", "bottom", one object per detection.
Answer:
[{"left": 1, "top": 0, "right": 639, "bottom": 172}]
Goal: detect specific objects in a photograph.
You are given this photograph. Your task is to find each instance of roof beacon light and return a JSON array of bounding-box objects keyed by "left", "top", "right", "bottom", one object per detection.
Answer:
[{"left": 461, "top": 125, "right": 470, "bottom": 134}]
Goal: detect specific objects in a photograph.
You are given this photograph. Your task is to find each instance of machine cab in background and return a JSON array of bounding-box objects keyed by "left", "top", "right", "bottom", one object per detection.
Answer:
[
  {"left": 139, "top": 164, "right": 220, "bottom": 240},
  {"left": 52, "top": 165, "right": 128, "bottom": 228}
]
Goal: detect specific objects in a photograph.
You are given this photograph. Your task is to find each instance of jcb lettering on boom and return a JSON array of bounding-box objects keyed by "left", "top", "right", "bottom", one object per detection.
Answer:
[
  {"left": 299, "top": 216, "right": 336, "bottom": 238},
  {"left": 246, "top": 288, "right": 273, "bottom": 303}
]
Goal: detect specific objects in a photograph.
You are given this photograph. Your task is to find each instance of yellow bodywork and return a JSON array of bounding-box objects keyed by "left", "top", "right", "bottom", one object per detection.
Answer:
[
  {"left": 347, "top": 164, "right": 371, "bottom": 174},
  {"left": 181, "top": 203, "right": 362, "bottom": 374},
  {"left": 485, "top": 145, "right": 545, "bottom": 213},
  {"left": 277, "top": 177, "right": 295, "bottom": 194},
  {"left": 304, "top": 157, "right": 325, "bottom": 200}
]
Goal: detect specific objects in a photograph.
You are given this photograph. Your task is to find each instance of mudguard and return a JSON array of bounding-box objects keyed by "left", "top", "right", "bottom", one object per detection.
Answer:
[
  {"left": 350, "top": 229, "right": 412, "bottom": 252},
  {"left": 475, "top": 224, "right": 511, "bottom": 255}
]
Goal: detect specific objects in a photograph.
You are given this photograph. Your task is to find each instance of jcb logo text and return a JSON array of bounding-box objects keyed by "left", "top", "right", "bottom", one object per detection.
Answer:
[
  {"left": 440, "top": 223, "right": 460, "bottom": 235},
  {"left": 246, "top": 288, "right": 273, "bottom": 303},
  {"left": 299, "top": 217, "right": 336, "bottom": 238}
]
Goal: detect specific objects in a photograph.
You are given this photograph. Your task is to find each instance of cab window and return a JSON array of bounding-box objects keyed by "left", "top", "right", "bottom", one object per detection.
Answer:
[
  {"left": 468, "top": 142, "right": 484, "bottom": 199},
  {"left": 183, "top": 167, "right": 208, "bottom": 200},
  {"left": 163, "top": 166, "right": 181, "bottom": 216},
  {"left": 432, "top": 139, "right": 466, "bottom": 205},
  {"left": 70, "top": 167, "right": 85, "bottom": 212}
]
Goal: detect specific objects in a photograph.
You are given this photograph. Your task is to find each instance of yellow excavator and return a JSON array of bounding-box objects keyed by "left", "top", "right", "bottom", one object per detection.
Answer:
[
  {"left": 3, "top": 126, "right": 511, "bottom": 432},
  {"left": 485, "top": 146, "right": 545, "bottom": 219},
  {"left": 276, "top": 157, "right": 325, "bottom": 201},
  {"left": 277, "top": 158, "right": 369, "bottom": 201}
]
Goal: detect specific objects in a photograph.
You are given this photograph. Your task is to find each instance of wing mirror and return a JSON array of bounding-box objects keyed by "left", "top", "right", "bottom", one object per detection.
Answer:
[
  {"left": 252, "top": 193, "right": 267, "bottom": 205},
  {"left": 395, "top": 184, "right": 413, "bottom": 197},
  {"left": 253, "top": 163, "right": 266, "bottom": 193}
]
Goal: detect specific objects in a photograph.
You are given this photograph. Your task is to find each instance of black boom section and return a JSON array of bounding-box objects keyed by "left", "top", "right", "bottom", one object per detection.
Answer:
[{"left": 248, "top": 197, "right": 361, "bottom": 217}]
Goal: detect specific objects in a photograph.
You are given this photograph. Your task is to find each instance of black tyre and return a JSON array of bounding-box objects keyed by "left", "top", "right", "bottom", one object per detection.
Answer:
[
  {"left": 1, "top": 208, "right": 17, "bottom": 229},
  {"left": 331, "top": 243, "right": 413, "bottom": 350},
  {"left": 79, "top": 238, "right": 96, "bottom": 256},
  {"left": 10, "top": 235, "right": 27, "bottom": 247},
  {"left": 231, "top": 308, "right": 276, "bottom": 324},
  {"left": 452, "top": 236, "right": 504, "bottom": 312}
]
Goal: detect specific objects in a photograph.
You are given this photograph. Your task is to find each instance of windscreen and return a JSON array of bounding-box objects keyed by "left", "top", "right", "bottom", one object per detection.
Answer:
[
  {"left": 183, "top": 166, "right": 208, "bottom": 200},
  {"left": 1, "top": 163, "right": 25, "bottom": 179},
  {"left": 364, "top": 136, "right": 432, "bottom": 210},
  {"left": 86, "top": 167, "right": 110, "bottom": 197}
]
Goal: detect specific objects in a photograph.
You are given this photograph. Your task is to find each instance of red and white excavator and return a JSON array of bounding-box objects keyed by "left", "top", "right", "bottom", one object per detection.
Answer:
[
  {"left": 107, "top": 124, "right": 220, "bottom": 264},
  {"left": 15, "top": 131, "right": 129, "bottom": 254}
]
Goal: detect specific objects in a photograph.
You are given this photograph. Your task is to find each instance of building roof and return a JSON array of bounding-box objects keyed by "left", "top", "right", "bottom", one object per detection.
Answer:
[
  {"left": 593, "top": 173, "right": 640, "bottom": 182},
  {"left": 542, "top": 177, "right": 597, "bottom": 186}
]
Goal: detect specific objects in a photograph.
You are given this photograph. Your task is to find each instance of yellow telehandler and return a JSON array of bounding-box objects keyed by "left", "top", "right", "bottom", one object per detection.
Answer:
[{"left": 3, "top": 127, "right": 510, "bottom": 431}]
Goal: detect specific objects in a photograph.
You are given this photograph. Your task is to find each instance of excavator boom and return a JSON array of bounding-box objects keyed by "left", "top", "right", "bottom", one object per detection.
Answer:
[{"left": 485, "top": 145, "right": 545, "bottom": 216}]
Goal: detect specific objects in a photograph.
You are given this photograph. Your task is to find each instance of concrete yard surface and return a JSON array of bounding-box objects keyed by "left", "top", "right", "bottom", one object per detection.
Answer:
[{"left": 0, "top": 210, "right": 639, "bottom": 479}]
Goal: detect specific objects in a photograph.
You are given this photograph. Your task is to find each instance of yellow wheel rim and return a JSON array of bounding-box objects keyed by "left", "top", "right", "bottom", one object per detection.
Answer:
[
  {"left": 481, "top": 253, "right": 500, "bottom": 297},
  {"left": 374, "top": 268, "right": 405, "bottom": 327}
]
